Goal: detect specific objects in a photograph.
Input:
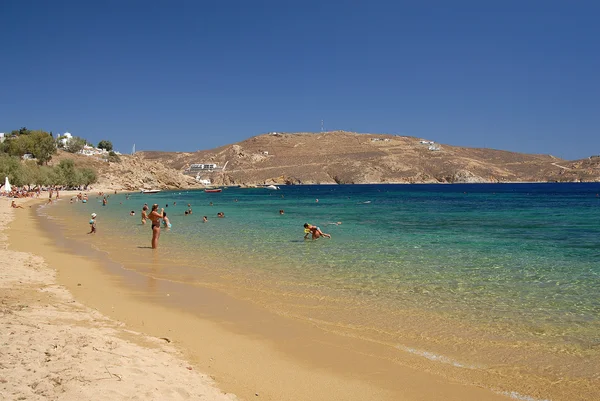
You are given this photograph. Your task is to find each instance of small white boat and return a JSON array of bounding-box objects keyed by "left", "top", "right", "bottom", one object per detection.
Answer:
[
  {"left": 265, "top": 185, "right": 280, "bottom": 190},
  {"left": 141, "top": 189, "right": 161, "bottom": 194}
]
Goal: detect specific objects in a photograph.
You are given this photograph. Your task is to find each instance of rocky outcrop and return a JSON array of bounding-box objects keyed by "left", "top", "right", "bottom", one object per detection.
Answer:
[
  {"left": 51, "top": 152, "right": 202, "bottom": 191},
  {"left": 446, "top": 170, "right": 489, "bottom": 184}
]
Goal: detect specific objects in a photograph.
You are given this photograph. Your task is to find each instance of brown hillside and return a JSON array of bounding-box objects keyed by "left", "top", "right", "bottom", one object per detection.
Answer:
[
  {"left": 50, "top": 151, "right": 201, "bottom": 191},
  {"left": 136, "top": 131, "right": 600, "bottom": 186}
]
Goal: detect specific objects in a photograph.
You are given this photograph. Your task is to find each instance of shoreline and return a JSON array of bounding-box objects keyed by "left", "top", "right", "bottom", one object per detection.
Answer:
[
  {"left": 0, "top": 198, "right": 237, "bottom": 400},
  {"left": 7, "top": 194, "right": 595, "bottom": 400},
  {"left": 9, "top": 200, "right": 403, "bottom": 401}
]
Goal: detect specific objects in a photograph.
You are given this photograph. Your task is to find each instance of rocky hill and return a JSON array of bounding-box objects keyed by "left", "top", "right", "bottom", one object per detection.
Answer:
[
  {"left": 135, "top": 131, "right": 600, "bottom": 186},
  {"left": 53, "top": 132, "right": 599, "bottom": 190},
  {"left": 50, "top": 151, "right": 201, "bottom": 191}
]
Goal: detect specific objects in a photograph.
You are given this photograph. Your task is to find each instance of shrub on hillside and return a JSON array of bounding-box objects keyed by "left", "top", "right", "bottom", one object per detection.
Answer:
[{"left": 106, "top": 151, "right": 121, "bottom": 163}]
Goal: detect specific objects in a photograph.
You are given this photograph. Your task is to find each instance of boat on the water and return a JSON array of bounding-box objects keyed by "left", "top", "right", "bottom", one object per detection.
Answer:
[
  {"left": 265, "top": 185, "right": 280, "bottom": 190},
  {"left": 204, "top": 188, "right": 222, "bottom": 193},
  {"left": 140, "top": 189, "right": 161, "bottom": 194}
]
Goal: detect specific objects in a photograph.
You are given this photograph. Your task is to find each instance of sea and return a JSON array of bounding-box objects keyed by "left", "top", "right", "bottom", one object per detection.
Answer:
[{"left": 41, "top": 183, "right": 600, "bottom": 400}]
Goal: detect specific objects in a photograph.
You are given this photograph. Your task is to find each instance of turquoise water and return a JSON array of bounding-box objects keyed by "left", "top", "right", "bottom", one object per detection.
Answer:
[{"left": 62, "top": 184, "right": 600, "bottom": 359}]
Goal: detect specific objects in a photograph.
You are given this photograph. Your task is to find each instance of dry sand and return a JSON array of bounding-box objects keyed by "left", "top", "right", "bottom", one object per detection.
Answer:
[{"left": 0, "top": 197, "right": 238, "bottom": 401}]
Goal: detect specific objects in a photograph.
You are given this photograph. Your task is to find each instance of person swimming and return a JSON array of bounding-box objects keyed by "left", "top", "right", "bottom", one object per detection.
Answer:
[{"left": 303, "top": 223, "right": 331, "bottom": 240}]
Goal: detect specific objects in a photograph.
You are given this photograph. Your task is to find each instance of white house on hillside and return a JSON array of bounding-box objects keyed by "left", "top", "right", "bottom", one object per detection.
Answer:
[
  {"left": 57, "top": 132, "right": 73, "bottom": 147},
  {"left": 0, "top": 133, "right": 5, "bottom": 143},
  {"left": 80, "top": 144, "right": 108, "bottom": 156}
]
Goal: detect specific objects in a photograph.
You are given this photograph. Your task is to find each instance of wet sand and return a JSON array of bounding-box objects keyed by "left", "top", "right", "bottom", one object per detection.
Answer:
[{"left": 7, "top": 199, "right": 546, "bottom": 401}]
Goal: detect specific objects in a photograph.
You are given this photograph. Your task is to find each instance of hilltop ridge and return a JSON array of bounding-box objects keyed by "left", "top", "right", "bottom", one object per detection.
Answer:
[{"left": 136, "top": 131, "right": 600, "bottom": 186}]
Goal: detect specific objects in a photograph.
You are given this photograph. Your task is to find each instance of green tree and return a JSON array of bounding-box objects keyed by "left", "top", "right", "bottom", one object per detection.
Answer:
[
  {"left": 29, "top": 131, "right": 57, "bottom": 165},
  {"left": 26, "top": 164, "right": 49, "bottom": 187},
  {"left": 97, "top": 140, "right": 113, "bottom": 151},
  {"left": 0, "top": 154, "right": 26, "bottom": 187},
  {"left": 1, "top": 134, "right": 30, "bottom": 156},
  {"left": 8, "top": 127, "right": 31, "bottom": 137},
  {"left": 46, "top": 167, "right": 62, "bottom": 186},
  {"left": 55, "top": 159, "right": 78, "bottom": 187},
  {"left": 80, "top": 168, "right": 98, "bottom": 186},
  {"left": 20, "top": 161, "right": 39, "bottom": 189},
  {"left": 0, "top": 130, "right": 56, "bottom": 165}
]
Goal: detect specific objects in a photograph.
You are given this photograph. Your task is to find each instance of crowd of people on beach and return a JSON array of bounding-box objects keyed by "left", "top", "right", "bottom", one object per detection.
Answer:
[{"left": 1, "top": 185, "right": 65, "bottom": 200}]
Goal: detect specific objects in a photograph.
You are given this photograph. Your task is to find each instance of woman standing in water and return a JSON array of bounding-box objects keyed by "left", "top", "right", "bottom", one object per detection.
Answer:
[{"left": 148, "top": 204, "right": 164, "bottom": 249}]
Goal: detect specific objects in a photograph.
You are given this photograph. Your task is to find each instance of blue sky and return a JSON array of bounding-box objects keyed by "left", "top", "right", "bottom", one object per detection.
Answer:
[{"left": 1, "top": 1, "right": 598, "bottom": 160}]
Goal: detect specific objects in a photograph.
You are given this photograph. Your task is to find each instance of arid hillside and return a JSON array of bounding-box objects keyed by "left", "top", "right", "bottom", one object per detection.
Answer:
[
  {"left": 50, "top": 151, "right": 201, "bottom": 191},
  {"left": 135, "top": 131, "right": 600, "bottom": 186}
]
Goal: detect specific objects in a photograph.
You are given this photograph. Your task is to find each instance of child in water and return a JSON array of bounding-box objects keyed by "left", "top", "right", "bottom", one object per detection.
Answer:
[
  {"left": 89, "top": 213, "right": 97, "bottom": 234},
  {"left": 163, "top": 212, "right": 172, "bottom": 228}
]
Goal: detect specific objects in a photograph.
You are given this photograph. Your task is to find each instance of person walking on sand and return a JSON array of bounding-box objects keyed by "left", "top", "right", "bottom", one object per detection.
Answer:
[
  {"left": 148, "top": 204, "right": 164, "bottom": 249},
  {"left": 141, "top": 205, "right": 148, "bottom": 224},
  {"left": 88, "top": 213, "right": 97, "bottom": 234},
  {"left": 303, "top": 223, "right": 331, "bottom": 240}
]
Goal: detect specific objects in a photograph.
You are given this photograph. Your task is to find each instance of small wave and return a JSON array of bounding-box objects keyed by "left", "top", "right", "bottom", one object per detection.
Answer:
[
  {"left": 399, "top": 346, "right": 551, "bottom": 401},
  {"left": 396, "top": 345, "right": 477, "bottom": 369},
  {"left": 500, "top": 391, "right": 550, "bottom": 401}
]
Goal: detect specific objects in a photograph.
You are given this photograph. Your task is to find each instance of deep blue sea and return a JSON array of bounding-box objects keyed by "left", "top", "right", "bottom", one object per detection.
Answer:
[{"left": 47, "top": 183, "right": 600, "bottom": 394}]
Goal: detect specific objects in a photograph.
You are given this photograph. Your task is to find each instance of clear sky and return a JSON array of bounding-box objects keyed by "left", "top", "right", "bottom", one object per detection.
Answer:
[{"left": 1, "top": 1, "right": 598, "bottom": 160}]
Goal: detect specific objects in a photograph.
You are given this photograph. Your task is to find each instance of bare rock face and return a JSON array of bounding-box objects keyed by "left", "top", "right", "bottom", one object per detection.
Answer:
[
  {"left": 447, "top": 170, "right": 488, "bottom": 183},
  {"left": 51, "top": 152, "right": 201, "bottom": 191}
]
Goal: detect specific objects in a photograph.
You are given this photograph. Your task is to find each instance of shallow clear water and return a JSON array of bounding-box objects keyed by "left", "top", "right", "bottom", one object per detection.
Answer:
[{"left": 56, "top": 183, "right": 600, "bottom": 379}]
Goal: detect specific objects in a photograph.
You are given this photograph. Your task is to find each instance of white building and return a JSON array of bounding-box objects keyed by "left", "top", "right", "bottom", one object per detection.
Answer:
[
  {"left": 58, "top": 132, "right": 73, "bottom": 147},
  {"left": 0, "top": 133, "right": 4, "bottom": 143},
  {"left": 189, "top": 163, "right": 218, "bottom": 171},
  {"left": 79, "top": 144, "right": 108, "bottom": 156}
]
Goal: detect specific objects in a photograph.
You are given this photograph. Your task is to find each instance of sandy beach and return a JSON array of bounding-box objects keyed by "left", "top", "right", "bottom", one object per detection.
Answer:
[{"left": 0, "top": 197, "right": 238, "bottom": 401}]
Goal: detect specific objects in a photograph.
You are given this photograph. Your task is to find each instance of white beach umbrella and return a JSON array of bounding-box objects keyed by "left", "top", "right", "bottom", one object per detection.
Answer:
[{"left": 3, "top": 177, "right": 11, "bottom": 193}]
